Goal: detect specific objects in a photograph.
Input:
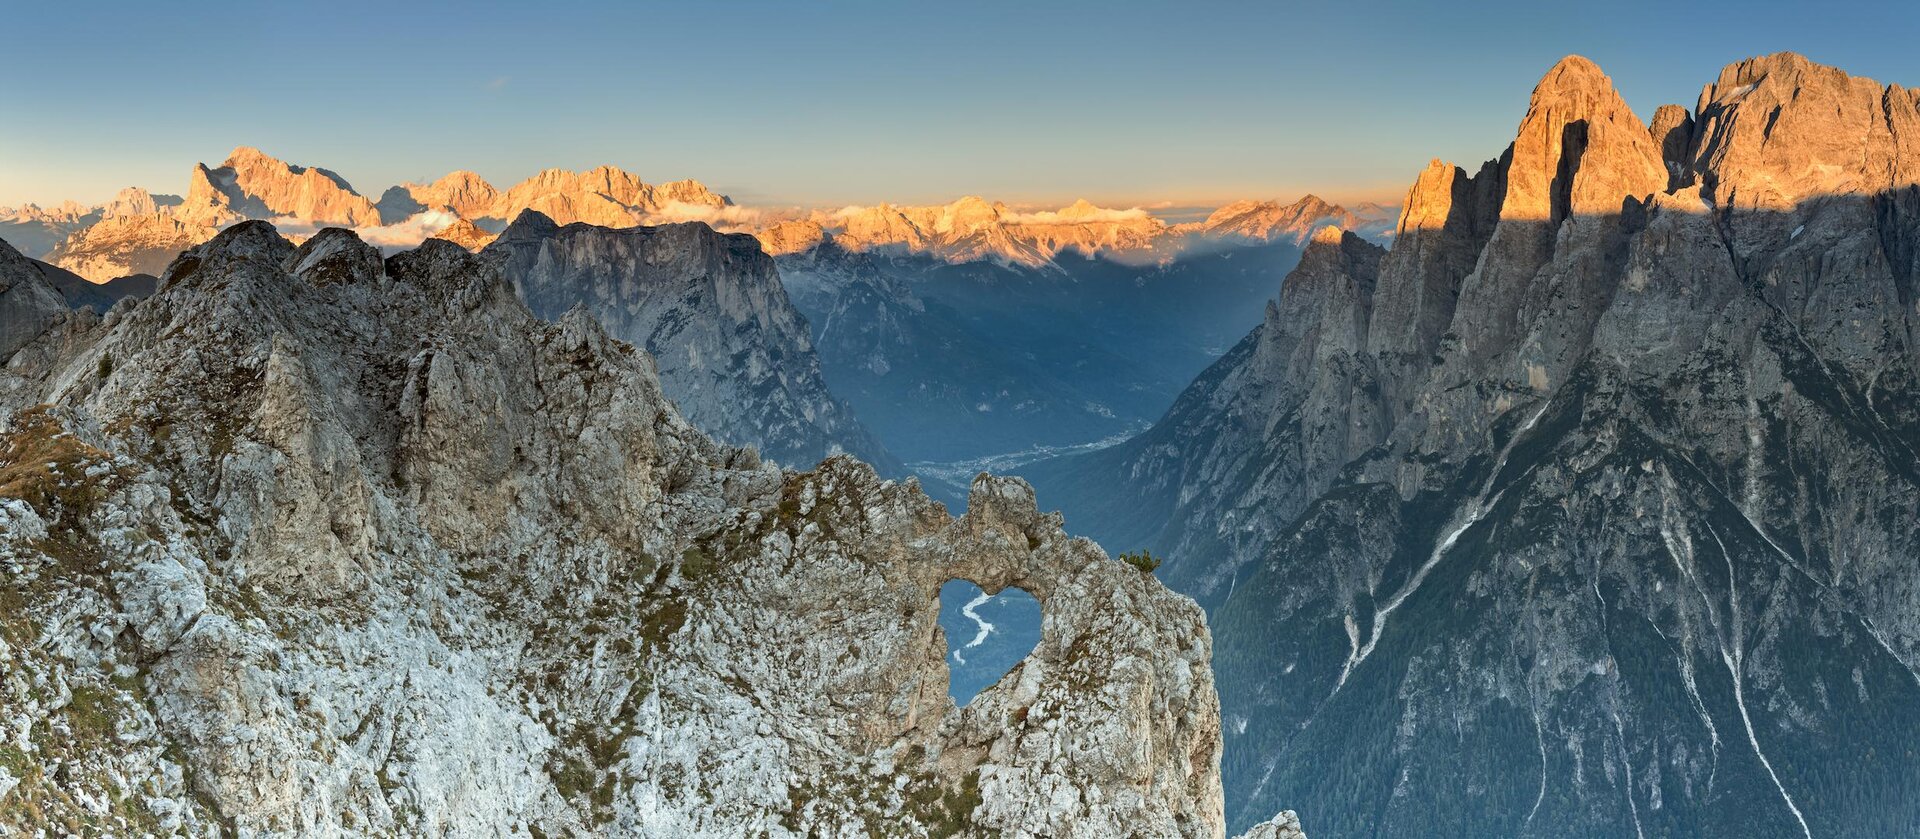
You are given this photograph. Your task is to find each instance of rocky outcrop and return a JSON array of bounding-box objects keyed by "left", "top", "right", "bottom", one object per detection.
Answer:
[
  {"left": 1236, "top": 811, "right": 1307, "bottom": 839},
  {"left": 1647, "top": 104, "right": 1694, "bottom": 188},
  {"left": 1033, "top": 52, "right": 1920, "bottom": 837},
  {"left": 485, "top": 211, "right": 897, "bottom": 474},
  {"left": 0, "top": 220, "right": 1285, "bottom": 836},
  {"left": 429, "top": 217, "right": 498, "bottom": 252}
]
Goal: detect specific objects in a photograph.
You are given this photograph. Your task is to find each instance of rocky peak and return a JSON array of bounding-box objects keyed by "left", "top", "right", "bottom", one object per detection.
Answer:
[
  {"left": 1368, "top": 155, "right": 1504, "bottom": 427},
  {"left": 1684, "top": 51, "right": 1920, "bottom": 381},
  {"left": 207, "top": 146, "right": 384, "bottom": 227},
  {"left": 1501, "top": 54, "right": 1663, "bottom": 223},
  {"left": 99, "top": 186, "right": 179, "bottom": 219},
  {"left": 378, "top": 169, "right": 502, "bottom": 223},
  {"left": 1056, "top": 198, "right": 1105, "bottom": 219},
  {"left": 496, "top": 207, "right": 562, "bottom": 241},
  {"left": 1393, "top": 160, "right": 1462, "bottom": 234},
  {"left": 160, "top": 219, "right": 296, "bottom": 291},
  {"left": 1282, "top": 227, "right": 1386, "bottom": 329},
  {"left": 837, "top": 203, "right": 931, "bottom": 252},
  {"left": 284, "top": 226, "right": 385, "bottom": 287},
  {"left": 754, "top": 218, "right": 831, "bottom": 256},
  {"left": 429, "top": 217, "right": 498, "bottom": 252},
  {"left": 484, "top": 215, "right": 899, "bottom": 472},
  {"left": 939, "top": 195, "right": 1006, "bottom": 234},
  {"left": 1292, "top": 193, "right": 1336, "bottom": 215},
  {"left": 1647, "top": 103, "right": 1695, "bottom": 188},
  {"left": 1693, "top": 51, "right": 1920, "bottom": 210},
  {"left": 1403, "top": 52, "right": 1663, "bottom": 449},
  {"left": 221, "top": 144, "right": 275, "bottom": 166},
  {"left": 426, "top": 169, "right": 498, "bottom": 206},
  {"left": 393, "top": 234, "right": 511, "bottom": 292},
  {"left": 173, "top": 162, "right": 239, "bottom": 227},
  {"left": 652, "top": 177, "right": 730, "bottom": 208}
]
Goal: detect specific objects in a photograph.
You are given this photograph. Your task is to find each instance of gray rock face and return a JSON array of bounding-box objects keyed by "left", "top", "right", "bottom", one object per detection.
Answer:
[
  {"left": 0, "top": 239, "right": 71, "bottom": 361},
  {"left": 1035, "top": 52, "right": 1920, "bottom": 837},
  {"left": 485, "top": 210, "right": 899, "bottom": 475},
  {"left": 0, "top": 220, "right": 1279, "bottom": 836}
]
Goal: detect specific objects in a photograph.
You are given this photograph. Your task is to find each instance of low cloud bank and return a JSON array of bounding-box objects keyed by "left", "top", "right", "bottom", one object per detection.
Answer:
[{"left": 265, "top": 210, "right": 461, "bottom": 250}]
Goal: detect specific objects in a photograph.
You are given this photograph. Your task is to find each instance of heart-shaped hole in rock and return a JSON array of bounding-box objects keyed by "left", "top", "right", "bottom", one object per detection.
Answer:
[{"left": 938, "top": 579, "right": 1042, "bottom": 706}]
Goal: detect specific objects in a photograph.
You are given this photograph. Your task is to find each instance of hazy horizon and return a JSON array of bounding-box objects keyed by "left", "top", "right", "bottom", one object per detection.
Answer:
[{"left": 6, "top": 0, "right": 1920, "bottom": 210}]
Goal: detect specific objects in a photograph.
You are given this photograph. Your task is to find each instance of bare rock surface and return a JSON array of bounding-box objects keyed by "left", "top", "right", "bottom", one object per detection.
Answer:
[
  {"left": 0, "top": 239, "right": 71, "bottom": 359},
  {"left": 0, "top": 220, "right": 1270, "bottom": 836}
]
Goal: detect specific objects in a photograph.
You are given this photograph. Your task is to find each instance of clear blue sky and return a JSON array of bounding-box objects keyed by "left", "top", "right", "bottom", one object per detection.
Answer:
[{"left": 5, "top": 0, "right": 1919, "bottom": 210}]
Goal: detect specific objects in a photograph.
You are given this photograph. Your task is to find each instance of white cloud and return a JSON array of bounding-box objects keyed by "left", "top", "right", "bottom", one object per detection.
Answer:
[
  {"left": 1000, "top": 205, "right": 1153, "bottom": 225},
  {"left": 642, "top": 201, "right": 806, "bottom": 232},
  {"left": 266, "top": 210, "right": 460, "bottom": 250}
]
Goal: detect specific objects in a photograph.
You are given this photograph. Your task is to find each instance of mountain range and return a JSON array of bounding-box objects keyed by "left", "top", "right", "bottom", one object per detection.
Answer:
[
  {"left": 9, "top": 145, "right": 1385, "bottom": 282},
  {"left": 1025, "top": 51, "right": 1920, "bottom": 837},
  {"left": 13, "top": 46, "right": 1911, "bottom": 839},
  {"left": 11, "top": 147, "right": 1388, "bottom": 477}
]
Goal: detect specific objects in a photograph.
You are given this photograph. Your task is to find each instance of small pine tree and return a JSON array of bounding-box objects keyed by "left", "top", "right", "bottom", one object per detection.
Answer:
[{"left": 1118, "top": 549, "right": 1161, "bottom": 574}]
